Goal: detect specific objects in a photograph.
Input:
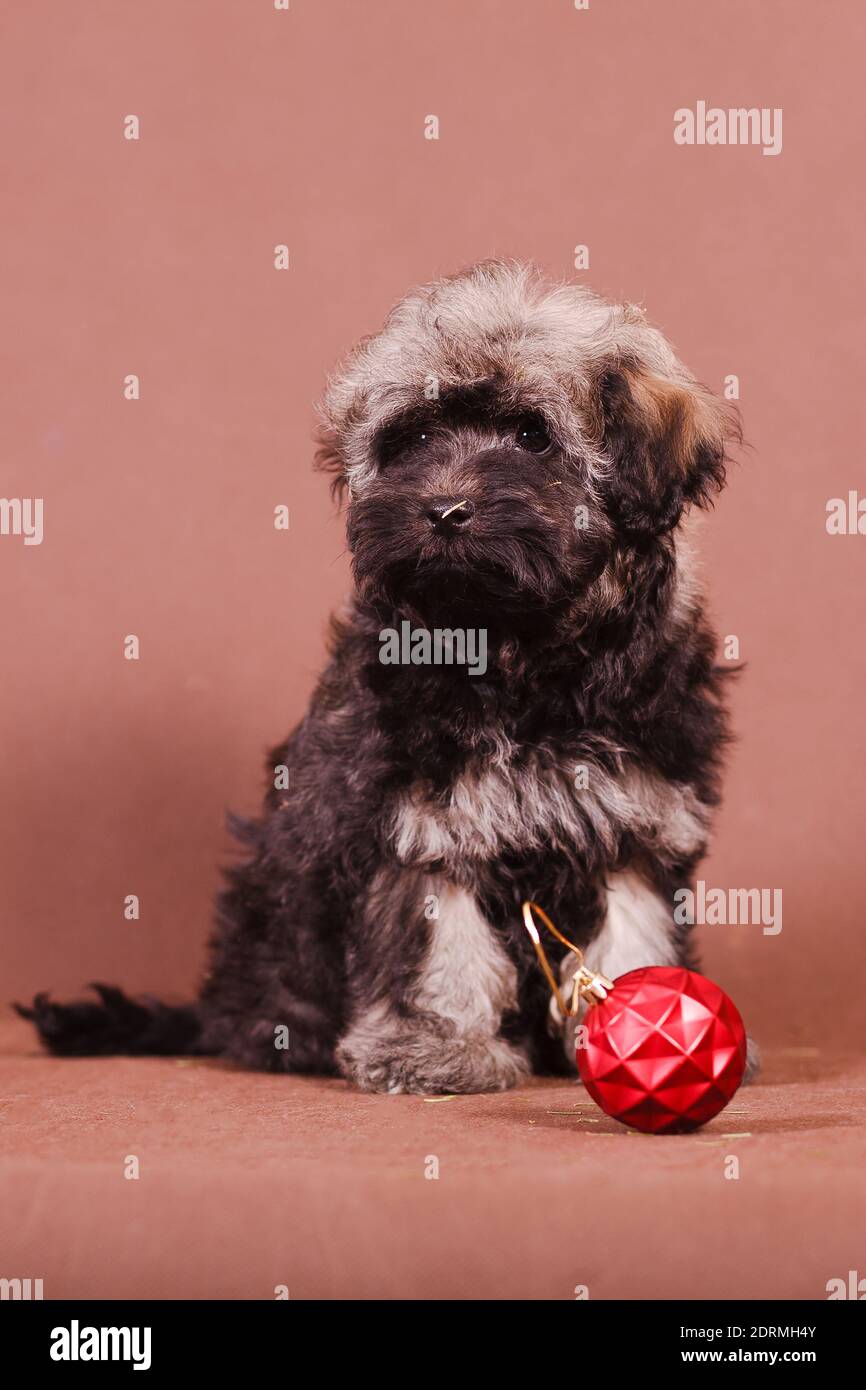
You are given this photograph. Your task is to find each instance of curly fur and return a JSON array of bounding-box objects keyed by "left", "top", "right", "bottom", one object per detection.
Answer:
[{"left": 18, "top": 261, "right": 752, "bottom": 1094}]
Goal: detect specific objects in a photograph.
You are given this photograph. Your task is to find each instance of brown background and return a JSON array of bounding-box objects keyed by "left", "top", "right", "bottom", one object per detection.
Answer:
[{"left": 3, "top": 0, "right": 865, "bottom": 1053}]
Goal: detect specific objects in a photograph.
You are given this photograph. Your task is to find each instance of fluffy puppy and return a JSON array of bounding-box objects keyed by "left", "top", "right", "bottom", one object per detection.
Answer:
[{"left": 19, "top": 261, "right": 749, "bottom": 1093}]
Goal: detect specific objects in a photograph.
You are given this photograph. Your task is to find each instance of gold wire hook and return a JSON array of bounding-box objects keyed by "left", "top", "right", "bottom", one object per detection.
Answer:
[{"left": 521, "top": 901, "right": 614, "bottom": 1017}]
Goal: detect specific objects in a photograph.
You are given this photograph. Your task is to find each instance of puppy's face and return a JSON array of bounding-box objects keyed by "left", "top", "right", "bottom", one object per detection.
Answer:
[
  {"left": 346, "top": 381, "right": 611, "bottom": 620},
  {"left": 320, "top": 263, "right": 739, "bottom": 627}
]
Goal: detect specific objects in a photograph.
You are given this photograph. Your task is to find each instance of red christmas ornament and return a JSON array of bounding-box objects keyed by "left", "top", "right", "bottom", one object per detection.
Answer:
[
  {"left": 577, "top": 965, "right": 746, "bottom": 1134},
  {"left": 522, "top": 903, "right": 747, "bottom": 1135}
]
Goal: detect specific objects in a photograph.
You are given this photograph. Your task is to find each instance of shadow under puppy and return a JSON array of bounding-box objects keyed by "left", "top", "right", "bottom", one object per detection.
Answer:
[{"left": 19, "top": 260, "right": 756, "bottom": 1093}]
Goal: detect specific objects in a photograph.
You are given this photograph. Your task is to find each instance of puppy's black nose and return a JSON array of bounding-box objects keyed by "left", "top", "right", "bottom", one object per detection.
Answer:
[{"left": 426, "top": 498, "right": 475, "bottom": 534}]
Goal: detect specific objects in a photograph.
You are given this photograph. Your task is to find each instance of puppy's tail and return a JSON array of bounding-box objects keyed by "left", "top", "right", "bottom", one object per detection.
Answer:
[{"left": 13, "top": 984, "right": 205, "bottom": 1058}]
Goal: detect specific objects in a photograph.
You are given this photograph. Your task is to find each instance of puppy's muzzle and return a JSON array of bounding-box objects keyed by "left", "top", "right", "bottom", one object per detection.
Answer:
[{"left": 426, "top": 497, "right": 475, "bottom": 535}]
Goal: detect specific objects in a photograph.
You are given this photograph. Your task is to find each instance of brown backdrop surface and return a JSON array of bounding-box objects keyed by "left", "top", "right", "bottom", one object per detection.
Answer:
[{"left": 3, "top": 0, "right": 865, "bottom": 1052}]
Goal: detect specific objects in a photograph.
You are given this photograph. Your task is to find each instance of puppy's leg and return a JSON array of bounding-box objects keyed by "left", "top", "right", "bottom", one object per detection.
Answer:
[
  {"left": 549, "top": 869, "right": 680, "bottom": 1063},
  {"left": 558, "top": 869, "right": 759, "bottom": 1082},
  {"left": 198, "top": 862, "right": 345, "bottom": 1074},
  {"left": 584, "top": 869, "right": 683, "bottom": 978},
  {"left": 337, "top": 872, "right": 528, "bottom": 1094}
]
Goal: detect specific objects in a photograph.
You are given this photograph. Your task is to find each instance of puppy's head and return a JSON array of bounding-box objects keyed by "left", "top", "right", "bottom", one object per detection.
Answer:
[{"left": 317, "top": 262, "right": 740, "bottom": 627}]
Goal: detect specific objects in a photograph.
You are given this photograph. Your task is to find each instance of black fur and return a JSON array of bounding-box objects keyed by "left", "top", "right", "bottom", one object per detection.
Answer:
[
  {"left": 15, "top": 987, "right": 199, "bottom": 1058},
  {"left": 18, "top": 273, "right": 742, "bottom": 1093}
]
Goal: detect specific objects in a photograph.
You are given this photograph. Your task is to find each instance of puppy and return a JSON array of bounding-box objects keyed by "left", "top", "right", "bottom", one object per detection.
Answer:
[{"left": 19, "top": 261, "right": 750, "bottom": 1093}]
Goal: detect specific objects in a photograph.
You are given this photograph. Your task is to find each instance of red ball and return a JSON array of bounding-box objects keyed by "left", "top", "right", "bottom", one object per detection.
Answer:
[{"left": 576, "top": 966, "right": 747, "bottom": 1134}]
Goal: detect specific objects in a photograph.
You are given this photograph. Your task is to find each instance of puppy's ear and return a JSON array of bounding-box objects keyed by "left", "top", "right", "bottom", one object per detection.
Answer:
[
  {"left": 599, "top": 365, "right": 741, "bottom": 538},
  {"left": 313, "top": 426, "right": 349, "bottom": 503}
]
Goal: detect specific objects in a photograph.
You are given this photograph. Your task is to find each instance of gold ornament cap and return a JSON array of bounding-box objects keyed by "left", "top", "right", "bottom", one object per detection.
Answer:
[{"left": 522, "top": 901, "right": 614, "bottom": 1018}]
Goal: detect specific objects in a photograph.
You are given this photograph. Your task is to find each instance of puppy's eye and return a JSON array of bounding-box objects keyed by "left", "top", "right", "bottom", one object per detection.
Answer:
[
  {"left": 514, "top": 414, "right": 551, "bottom": 453},
  {"left": 378, "top": 418, "right": 436, "bottom": 465}
]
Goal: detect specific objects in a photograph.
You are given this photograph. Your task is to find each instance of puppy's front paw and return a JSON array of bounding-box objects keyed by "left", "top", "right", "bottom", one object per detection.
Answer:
[
  {"left": 337, "top": 1028, "right": 528, "bottom": 1095},
  {"left": 743, "top": 1035, "right": 761, "bottom": 1084}
]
